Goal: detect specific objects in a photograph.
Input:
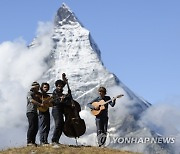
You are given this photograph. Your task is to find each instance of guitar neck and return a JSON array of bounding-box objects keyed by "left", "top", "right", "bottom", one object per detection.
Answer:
[{"left": 102, "top": 98, "right": 115, "bottom": 105}]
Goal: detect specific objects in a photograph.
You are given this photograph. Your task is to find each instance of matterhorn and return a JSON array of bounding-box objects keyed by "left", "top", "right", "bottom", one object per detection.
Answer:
[{"left": 29, "top": 3, "right": 173, "bottom": 154}]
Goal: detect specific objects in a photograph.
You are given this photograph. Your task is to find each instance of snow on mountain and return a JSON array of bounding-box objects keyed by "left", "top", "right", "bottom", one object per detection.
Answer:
[{"left": 30, "top": 3, "right": 174, "bottom": 154}]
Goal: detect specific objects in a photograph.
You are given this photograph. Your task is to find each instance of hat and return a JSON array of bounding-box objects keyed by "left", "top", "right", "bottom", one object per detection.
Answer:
[{"left": 31, "top": 81, "right": 40, "bottom": 89}]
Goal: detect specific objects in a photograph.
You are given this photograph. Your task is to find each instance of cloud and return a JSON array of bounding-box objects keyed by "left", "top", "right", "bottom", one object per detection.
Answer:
[
  {"left": 140, "top": 102, "right": 180, "bottom": 135},
  {"left": 140, "top": 100, "right": 180, "bottom": 152}
]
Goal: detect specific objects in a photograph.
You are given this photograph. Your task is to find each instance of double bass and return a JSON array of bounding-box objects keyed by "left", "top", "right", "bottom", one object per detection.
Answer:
[{"left": 62, "top": 73, "right": 86, "bottom": 138}]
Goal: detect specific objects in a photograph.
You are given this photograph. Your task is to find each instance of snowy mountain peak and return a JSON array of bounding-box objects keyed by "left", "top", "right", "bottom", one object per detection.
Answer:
[{"left": 54, "top": 3, "right": 82, "bottom": 27}]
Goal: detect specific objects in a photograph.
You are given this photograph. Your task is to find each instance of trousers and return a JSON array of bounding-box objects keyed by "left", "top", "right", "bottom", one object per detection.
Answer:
[
  {"left": 26, "top": 112, "right": 38, "bottom": 144},
  {"left": 51, "top": 108, "right": 64, "bottom": 143},
  {"left": 39, "top": 112, "right": 50, "bottom": 144},
  {"left": 95, "top": 116, "right": 108, "bottom": 146}
]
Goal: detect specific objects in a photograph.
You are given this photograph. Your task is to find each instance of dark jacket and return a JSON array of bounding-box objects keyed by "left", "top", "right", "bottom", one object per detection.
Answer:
[{"left": 52, "top": 89, "right": 65, "bottom": 112}]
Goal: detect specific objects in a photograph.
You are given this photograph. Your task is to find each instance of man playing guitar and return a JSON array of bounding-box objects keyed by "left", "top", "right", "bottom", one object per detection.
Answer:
[
  {"left": 38, "top": 82, "right": 52, "bottom": 146},
  {"left": 87, "top": 87, "right": 123, "bottom": 147}
]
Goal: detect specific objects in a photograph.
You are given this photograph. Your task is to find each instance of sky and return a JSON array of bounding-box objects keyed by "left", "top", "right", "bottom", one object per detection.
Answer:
[{"left": 0, "top": 0, "right": 180, "bottom": 104}]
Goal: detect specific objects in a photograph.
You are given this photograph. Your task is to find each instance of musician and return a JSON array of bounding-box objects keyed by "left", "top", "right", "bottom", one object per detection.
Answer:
[
  {"left": 39, "top": 83, "right": 52, "bottom": 146},
  {"left": 87, "top": 87, "right": 116, "bottom": 147},
  {"left": 26, "top": 81, "right": 43, "bottom": 146},
  {"left": 51, "top": 79, "right": 68, "bottom": 145}
]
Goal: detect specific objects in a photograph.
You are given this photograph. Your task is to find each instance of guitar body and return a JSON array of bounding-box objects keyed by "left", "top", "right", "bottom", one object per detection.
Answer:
[
  {"left": 38, "top": 105, "right": 49, "bottom": 112},
  {"left": 38, "top": 97, "right": 53, "bottom": 112},
  {"left": 90, "top": 94, "right": 124, "bottom": 116},
  {"left": 91, "top": 100, "right": 106, "bottom": 116}
]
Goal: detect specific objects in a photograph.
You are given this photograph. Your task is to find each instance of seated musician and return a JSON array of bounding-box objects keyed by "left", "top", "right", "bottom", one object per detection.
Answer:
[
  {"left": 87, "top": 87, "right": 116, "bottom": 147},
  {"left": 26, "top": 81, "right": 43, "bottom": 146},
  {"left": 39, "top": 82, "right": 52, "bottom": 146}
]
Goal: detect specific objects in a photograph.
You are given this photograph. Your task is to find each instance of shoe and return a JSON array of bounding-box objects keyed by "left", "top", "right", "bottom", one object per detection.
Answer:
[
  {"left": 51, "top": 142, "right": 60, "bottom": 145},
  {"left": 27, "top": 143, "right": 34, "bottom": 146},
  {"left": 40, "top": 143, "right": 49, "bottom": 147},
  {"left": 52, "top": 144, "right": 60, "bottom": 148},
  {"left": 51, "top": 142, "right": 60, "bottom": 148},
  {"left": 27, "top": 143, "right": 37, "bottom": 147}
]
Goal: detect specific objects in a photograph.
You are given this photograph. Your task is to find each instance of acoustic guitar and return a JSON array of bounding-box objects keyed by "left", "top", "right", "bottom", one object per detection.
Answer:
[
  {"left": 91, "top": 94, "right": 124, "bottom": 116},
  {"left": 37, "top": 96, "right": 54, "bottom": 112}
]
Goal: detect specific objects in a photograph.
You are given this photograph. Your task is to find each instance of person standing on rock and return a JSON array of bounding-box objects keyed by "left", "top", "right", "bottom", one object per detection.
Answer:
[
  {"left": 26, "top": 81, "right": 43, "bottom": 146},
  {"left": 87, "top": 87, "right": 119, "bottom": 147},
  {"left": 38, "top": 82, "right": 53, "bottom": 146},
  {"left": 51, "top": 79, "right": 67, "bottom": 145}
]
